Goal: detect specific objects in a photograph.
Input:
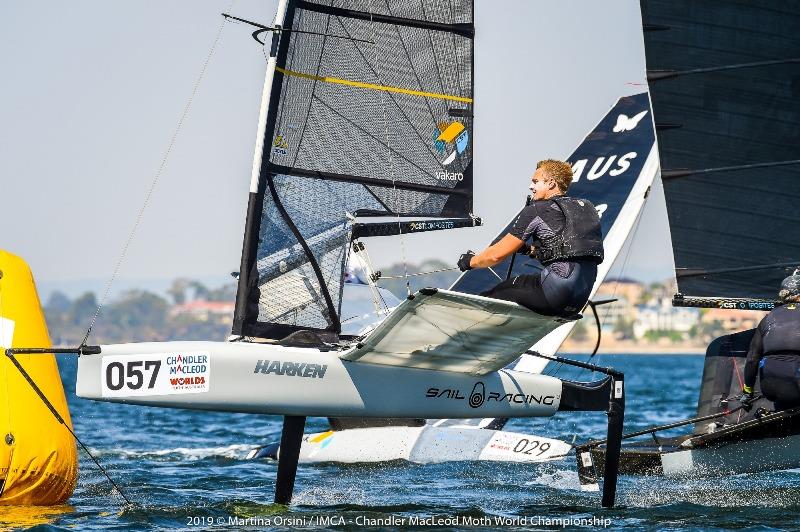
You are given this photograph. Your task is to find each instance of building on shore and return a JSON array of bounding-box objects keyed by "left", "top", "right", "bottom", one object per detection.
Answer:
[
  {"left": 633, "top": 297, "right": 700, "bottom": 340},
  {"left": 700, "top": 308, "right": 767, "bottom": 333},
  {"left": 170, "top": 300, "right": 235, "bottom": 323}
]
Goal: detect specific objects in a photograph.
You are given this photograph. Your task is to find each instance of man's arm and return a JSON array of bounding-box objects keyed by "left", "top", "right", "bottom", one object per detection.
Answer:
[
  {"left": 743, "top": 325, "right": 764, "bottom": 392},
  {"left": 470, "top": 234, "right": 525, "bottom": 268}
]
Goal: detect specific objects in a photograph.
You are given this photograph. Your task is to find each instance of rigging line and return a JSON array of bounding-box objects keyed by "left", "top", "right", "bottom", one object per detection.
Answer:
[
  {"left": 677, "top": 261, "right": 800, "bottom": 279},
  {"left": 647, "top": 57, "right": 800, "bottom": 81},
  {"left": 661, "top": 159, "right": 800, "bottom": 180},
  {"left": 288, "top": 10, "right": 330, "bottom": 171},
  {"left": 378, "top": 266, "right": 458, "bottom": 279},
  {"left": 287, "top": 10, "right": 356, "bottom": 300},
  {"left": 312, "top": 95, "right": 438, "bottom": 180},
  {"left": 275, "top": 66, "right": 472, "bottom": 102},
  {"left": 222, "top": 13, "right": 374, "bottom": 44},
  {"left": 81, "top": 12, "right": 230, "bottom": 346},
  {"left": 387, "top": 0, "right": 444, "bottom": 145},
  {"left": 731, "top": 358, "right": 746, "bottom": 424},
  {"left": 4, "top": 350, "right": 134, "bottom": 506},
  {"left": 593, "top": 197, "right": 649, "bottom": 355},
  {"left": 333, "top": 18, "right": 447, "bottom": 165},
  {"left": 321, "top": 233, "right": 349, "bottom": 294},
  {"left": 487, "top": 266, "right": 503, "bottom": 281},
  {"left": 444, "top": 0, "right": 465, "bottom": 98},
  {"left": 420, "top": 1, "right": 449, "bottom": 117},
  {"left": 265, "top": 4, "right": 303, "bottom": 151},
  {"left": 369, "top": 2, "right": 411, "bottom": 297},
  {"left": 550, "top": 193, "right": 650, "bottom": 378},
  {"left": 352, "top": 240, "right": 391, "bottom": 315},
  {"left": 355, "top": 243, "right": 390, "bottom": 315}
]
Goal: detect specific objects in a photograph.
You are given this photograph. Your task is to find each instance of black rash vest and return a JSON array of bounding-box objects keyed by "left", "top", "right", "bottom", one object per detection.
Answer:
[
  {"left": 509, "top": 199, "right": 569, "bottom": 275},
  {"left": 744, "top": 303, "right": 800, "bottom": 388}
]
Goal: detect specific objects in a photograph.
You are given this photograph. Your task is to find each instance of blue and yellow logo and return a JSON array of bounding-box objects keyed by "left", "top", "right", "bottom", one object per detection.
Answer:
[{"left": 434, "top": 122, "right": 469, "bottom": 165}]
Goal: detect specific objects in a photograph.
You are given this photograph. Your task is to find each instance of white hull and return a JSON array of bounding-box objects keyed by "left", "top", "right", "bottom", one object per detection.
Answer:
[
  {"left": 262, "top": 425, "right": 572, "bottom": 464},
  {"left": 661, "top": 434, "right": 800, "bottom": 477},
  {"left": 76, "top": 341, "right": 564, "bottom": 418}
]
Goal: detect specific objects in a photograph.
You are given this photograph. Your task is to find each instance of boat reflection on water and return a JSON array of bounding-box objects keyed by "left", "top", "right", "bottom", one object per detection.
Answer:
[{"left": 0, "top": 504, "right": 73, "bottom": 529}]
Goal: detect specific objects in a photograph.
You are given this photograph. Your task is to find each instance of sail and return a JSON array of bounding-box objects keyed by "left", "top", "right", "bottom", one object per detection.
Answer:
[
  {"left": 641, "top": 0, "right": 800, "bottom": 299},
  {"left": 234, "top": 0, "right": 475, "bottom": 340}
]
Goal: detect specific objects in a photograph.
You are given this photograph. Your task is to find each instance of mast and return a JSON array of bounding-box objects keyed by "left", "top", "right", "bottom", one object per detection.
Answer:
[
  {"left": 233, "top": 0, "right": 291, "bottom": 337},
  {"left": 232, "top": 0, "right": 477, "bottom": 342}
]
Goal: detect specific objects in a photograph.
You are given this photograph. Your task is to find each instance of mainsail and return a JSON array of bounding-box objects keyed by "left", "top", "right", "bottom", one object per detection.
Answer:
[
  {"left": 642, "top": 0, "right": 800, "bottom": 299},
  {"left": 233, "top": 0, "right": 476, "bottom": 340}
]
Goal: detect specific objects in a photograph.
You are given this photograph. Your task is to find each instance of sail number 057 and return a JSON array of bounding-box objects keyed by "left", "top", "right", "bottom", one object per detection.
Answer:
[{"left": 105, "top": 360, "right": 161, "bottom": 391}]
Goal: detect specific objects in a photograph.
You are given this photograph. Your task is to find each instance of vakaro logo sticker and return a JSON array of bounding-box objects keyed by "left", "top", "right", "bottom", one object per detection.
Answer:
[
  {"left": 101, "top": 351, "right": 211, "bottom": 397},
  {"left": 434, "top": 121, "right": 469, "bottom": 165}
]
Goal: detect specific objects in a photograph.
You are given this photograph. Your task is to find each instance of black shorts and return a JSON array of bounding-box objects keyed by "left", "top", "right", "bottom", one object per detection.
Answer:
[
  {"left": 759, "top": 353, "right": 800, "bottom": 407},
  {"left": 480, "top": 260, "right": 596, "bottom": 316}
]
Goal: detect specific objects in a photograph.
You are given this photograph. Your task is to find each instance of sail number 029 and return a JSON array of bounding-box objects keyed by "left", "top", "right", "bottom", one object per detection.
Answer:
[
  {"left": 513, "top": 438, "right": 551, "bottom": 456},
  {"left": 105, "top": 360, "right": 161, "bottom": 391}
]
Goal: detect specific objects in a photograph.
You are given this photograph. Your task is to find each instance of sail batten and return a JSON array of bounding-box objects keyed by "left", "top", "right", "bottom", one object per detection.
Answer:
[
  {"left": 234, "top": 0, "right": 475, "bottom": 340},
  {"left": 296, "top": 1, "right": 474, "bottom": 36}
]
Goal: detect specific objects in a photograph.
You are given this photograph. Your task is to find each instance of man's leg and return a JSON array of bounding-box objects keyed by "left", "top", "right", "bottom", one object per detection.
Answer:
[
  {"left": 759, "top": 355, "right": 800, "bottom": 409},
  {"left": 480, "top": 273, "right": 558, "bottom": 315}
]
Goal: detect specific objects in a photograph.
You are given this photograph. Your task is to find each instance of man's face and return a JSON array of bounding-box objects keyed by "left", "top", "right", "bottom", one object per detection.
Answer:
[{"left": 530, "top": 168, "right": 555, "bottom": 201}]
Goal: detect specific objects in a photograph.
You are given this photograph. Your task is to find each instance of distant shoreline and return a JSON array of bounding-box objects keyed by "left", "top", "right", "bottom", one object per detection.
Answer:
[{"left": 561, "top": 345, "right": 705, "bottom": 355}]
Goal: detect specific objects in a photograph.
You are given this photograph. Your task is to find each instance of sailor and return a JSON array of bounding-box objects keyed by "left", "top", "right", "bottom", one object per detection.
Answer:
[
  {"left": 741, "top": 271, "right": 800, "bottom": 409},
  {"left": 456, "top": 159, "right": 603, "bottom": 316}
]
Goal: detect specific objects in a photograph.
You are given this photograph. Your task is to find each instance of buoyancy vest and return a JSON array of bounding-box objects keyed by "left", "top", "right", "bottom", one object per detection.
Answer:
[
  {"left": 762, "top": 304, "right": 800, "bottom": 356},
  {"left": 533, "top": 196, "right": 604, "bottom": 265}
]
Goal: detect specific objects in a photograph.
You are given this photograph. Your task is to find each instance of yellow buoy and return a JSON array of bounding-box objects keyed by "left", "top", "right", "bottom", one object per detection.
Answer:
[{"left": 0, "top": 250, "right": 77, "bottom": 505}]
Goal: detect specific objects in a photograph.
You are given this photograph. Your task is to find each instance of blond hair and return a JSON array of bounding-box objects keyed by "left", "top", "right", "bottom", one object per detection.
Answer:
[{"left": 536, "top": 159, "right": 573, "bottom": 192}]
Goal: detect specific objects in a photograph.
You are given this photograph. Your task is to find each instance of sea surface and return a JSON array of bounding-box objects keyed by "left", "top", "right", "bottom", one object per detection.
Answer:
[{"left": 5, "top": 354, "right": 800, "bottom": 531}]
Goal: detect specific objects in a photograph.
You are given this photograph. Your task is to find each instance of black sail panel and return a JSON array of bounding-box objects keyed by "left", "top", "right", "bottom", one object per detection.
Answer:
[
  {"left": 642, "top": 0, "right": 800, "bottom": 299},
  {"left": 234, "top": 0, "right": 474, "bottom": 340}
]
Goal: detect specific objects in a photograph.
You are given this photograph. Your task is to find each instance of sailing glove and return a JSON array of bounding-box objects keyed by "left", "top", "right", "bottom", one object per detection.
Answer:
[
  {"left": 517, "top": 244, "right": 535, "bottom": 257},
  {"left": 738, "top": 392, "right": 754, "bottom": 411},
  {"left": 457, "top": 251, "right": 475, "bottom": 271}
]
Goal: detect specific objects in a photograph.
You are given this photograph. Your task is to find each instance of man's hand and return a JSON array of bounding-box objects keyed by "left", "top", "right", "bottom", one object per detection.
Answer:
[
  {"left": 738, "top": 392, "right": 754, "bottom": 412},
  {"left": 517, "top": 244, "right": 534, "bottom": 257},
  {"left": 457, "top": 251, "right": 475, "bottom": 272}
]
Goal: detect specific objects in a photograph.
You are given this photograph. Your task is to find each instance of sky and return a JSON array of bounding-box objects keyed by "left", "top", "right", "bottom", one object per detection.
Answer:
[{"left": 0, "top": 0, "right": 674, "bottom": 298}]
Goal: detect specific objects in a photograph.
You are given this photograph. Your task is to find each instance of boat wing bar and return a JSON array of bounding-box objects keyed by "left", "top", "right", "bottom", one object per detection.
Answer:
[
  {"left": 672, "top": 294, "right": 779, "bottom": 310},
  {"left": 352, "top": 217, "right": 481, "bottom": 239}
]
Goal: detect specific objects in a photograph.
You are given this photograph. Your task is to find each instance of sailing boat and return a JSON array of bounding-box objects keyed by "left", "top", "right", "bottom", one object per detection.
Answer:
[
  {"left": 249, "top": 89, "right": 659, "bottom": 464},
  {"left": 63, "top": 0, "right": 632, "bottom": 506},
  {"left": 579, "top": 0, "right": 800, "bottom": 480}
]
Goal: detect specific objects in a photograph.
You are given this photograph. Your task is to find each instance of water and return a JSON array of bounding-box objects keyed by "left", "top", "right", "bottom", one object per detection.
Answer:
[{"left": 6, "top": 354, "right": 800, "bottom": 530}]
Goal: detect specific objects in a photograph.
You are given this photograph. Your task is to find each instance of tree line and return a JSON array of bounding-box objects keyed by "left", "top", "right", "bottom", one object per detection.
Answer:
[{"left": 43, "top": 279, "right": 236, "bottom": 345}]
